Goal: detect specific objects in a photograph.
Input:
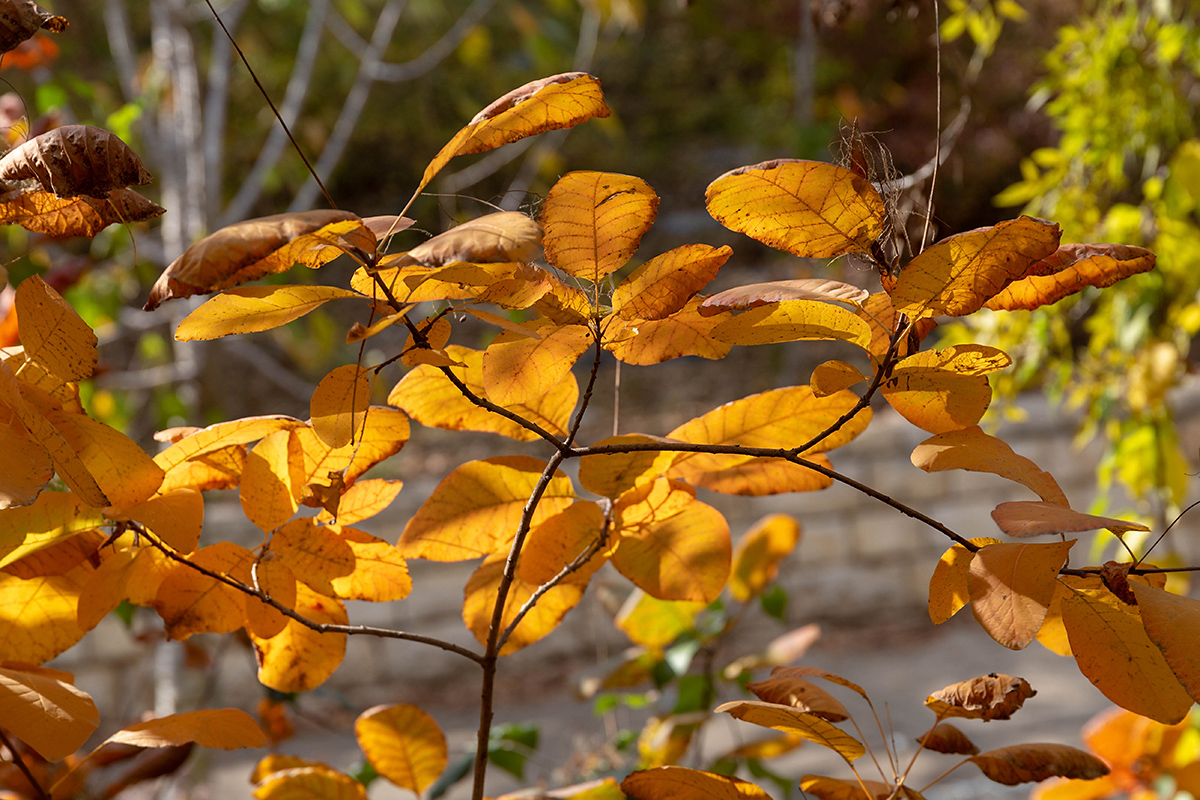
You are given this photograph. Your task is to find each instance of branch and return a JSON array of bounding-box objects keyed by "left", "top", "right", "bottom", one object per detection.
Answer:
[
  {"left": 370, "top": 0, "right": 499, "bottom": 83},
  {"left": 0, "top": 729, "right": 49, "bottom": 800},
  {"left": 203, "top": 0, "right": 250, "bottom": 222},
  {"left": 102, "top": 0, "right": 139, "bottom": 102}
]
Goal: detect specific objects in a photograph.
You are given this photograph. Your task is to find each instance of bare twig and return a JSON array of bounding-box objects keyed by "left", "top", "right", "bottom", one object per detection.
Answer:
[{"left": 0, "top": 729, "right": 49, "bottom": 800}]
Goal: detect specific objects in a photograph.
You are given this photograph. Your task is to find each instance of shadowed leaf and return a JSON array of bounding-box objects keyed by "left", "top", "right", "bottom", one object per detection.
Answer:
[
  {"left": 990, "top": 501, "right": 1149, "bottom": 539},
  {"left": 968, "top": 744, "right": 1109, "bottom": 786},
  {"left": 912, "top": 427, "right": 1068, "bottom": 506},
  {"left": 811, "top": 360, "right": 866, "bottom": 397},
  {"left": 969, "top": 540, "right": 1074, "bottom": 649},
  {"left": 154, "top": 542, "right": 252, "bottom": 639},
  {"left": 986, "top": 243, "right": 1156, "bottom": 311},
  {"left": 251, "top": 582, "right": 347, "bottom": 693},
  {"left": 710, "top": 300, "right": 872, "bottom": 348},
  {"left": 311, "top": 365, "right": 370, "bottom": 449},
  {"left": 715, "top": 701, "right": 864, "bottom": 762},
  {"left": 614, "top": 244, "right": 731, "bottom": 320},
  {"left": 0, "top": 665, "right": 97, "bottom": 762},
  {"left": 916, "top": 723, "right": 978, "bottom": 755},
  {"left": 392, "top": 212, "right": 542, "bottom": 266},
  {"left": 518, "top": 501, "right": 607, "bottom": 585},
  {"left": 611, "top": 493, "right": 730, "bottom": 603},
  {"left": 579, "top": 434, "right": 681, "bottom": 498},
  {"left": 746, "top": 676, "right": 849, "bottom": 722},
  {"left": 107, "top": 709, "right": 268, "bottom": 750},
  {"left": 882, "top": 346, "right": 1010, "bottom": 434},
  {"left": 928, "top": 538, "right": 1004, "bottom": 624}
]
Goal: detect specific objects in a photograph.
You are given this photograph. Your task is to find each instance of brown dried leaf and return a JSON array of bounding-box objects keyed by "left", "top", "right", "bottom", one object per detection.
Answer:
[
  {"left": 0, "top": 1, "right": 66, "bottom": 55},
  {"left": 968, "top": 744, "right": 1109, "bottom": 786},
  {"left": 700, "top": 279, "right": 869, "bottom": 316},
  {"left": 990, "top": 501, "right": 1149, "bottom": 538},
  {"left": 392, "top": 212, "right": 542, "bottom": 267},
  {"left": 915, "top": 723, "right": 978, "bottom": 755},
  {"left": 0, "top": 188, "right": 164, "bottom": 238},
  {"left": 745, "top": 676, "right": 849, "bottom": 722},
  {"left": 925, "top": 674, "right": 1036, "bottom": 721},
  {"left": 969, "top": 540, "right": 1074, "bottom": 649},
  {"left": 0, "top": 125, "right": 150, "bottom": 198}
]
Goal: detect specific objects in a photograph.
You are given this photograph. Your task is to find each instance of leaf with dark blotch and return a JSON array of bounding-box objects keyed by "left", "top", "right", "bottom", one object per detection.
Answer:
[
  {"left": 925, "top": 674, "right": 1036, "bottom": 721},
  {"left": 915, "top": 723, "right": 978, "bottom": 755},
  {"left": 0, "top": 1, "right": 66, "bottom": 57},
  {"left": 0, "top": 125, "right": 150, "bottom": 198},
  {"left": 389, "top": 212, "right": 542, "bottom": 267},
  {"left": 986, "top": 243, "right": 1155, "bottom": 311},
  {"left": 541, "top": 171, "right": 659, "bottom": 282},
  {"left": 700, "top": 279, "right": 869, "bottom": 316},
  {"left": 990, "top": 501, "right": 1150, "bottom": 539},
  {"left": 968, "top": 744, "right": 1109, "bottom": 786},
  {"left": 145, "top": 210, "right": 369, "bottom": 310},
  {"left": 0, "top": 188, "right": 164, "bottom": 238}
]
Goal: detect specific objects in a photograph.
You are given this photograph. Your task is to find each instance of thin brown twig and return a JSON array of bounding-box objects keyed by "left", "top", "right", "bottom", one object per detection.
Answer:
[{"left": 0, "top": 729, "right": 49, "bottom": 800}]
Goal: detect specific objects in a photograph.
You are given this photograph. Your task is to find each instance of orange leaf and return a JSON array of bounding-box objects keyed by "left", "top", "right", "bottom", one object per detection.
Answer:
[
  {"left": 414, "top": 73, "right": 610, "bottom": 200},
  {"left": 540, "top": 171, "right": 659, "bottom": 282},
  {"left": 316, "top": 478, "right": 403, "bottom": 526},
  {"left": 705, "top": 160, "right": 886, "bottom": 258},
  {"left": 398, "top": 456, "right": 574, "bottom": 561},
  {"left": 0, "top": 569, "right": 89, "bottom": 662},
  {"left": 310, "top": 365, "right": 370, "bottom": 449},
  {"left": 613, "top": 478, "right": 697, "bottom": 529},
  {"left": 392, "top": 211, "right": 542, "bottom": 266},
  {"left": 623, "top": 767, "right": 772, "bottom": 800},
  {"left": 401, "top": 317, "right": 453, "bottom": 368},
  {"left": 106, "top": 708, "right": 268, "bottom": 750},
  {"left": 254, "top": 767, "right": 367, "bottom": 800},
  {"left": 0, "top": 124, "right": 151, "bottom": 197},
  {"left": 613, "top": 244, "right": 731, "bottom": 321},
  {"left": 482, "top": 319, "right": 592, "bottom": 407},
  {"left": 1062, "top": 585, "right": 1193, "bottom": 723},
  {"left": 250, "top": 582, "right": 347, "bottom": 692},
  {"left": 986, "top": 243, "right": 1156, "bottom": 311},
  {"left": 241, "top": 555, "right": 296, "bottom": 640},
  {"left": 355, "top": 704, "right": 447, "bottom": 794},
  {"left": 745, "top": 676, "right": 849, "bottom": 722},
  {"left": 603, "top": 298, "right": 734, "bottom": 364},
  {"left": 14, "top": 274, "right": 96, "bottom": 381},
  {"left": 889, "top": 216, "right": 1062, "bottom": 319},
  {"left": 271, "top": 518, "right": 355, "bottom": 596},
  {"left": 728, "top": 514, "right": 802, "bottom": 602},
  {"left": 40, "top": 405, "right": 164, "bottom": 512},
  {"left": 810, "top": 360, "right": 866, "bottom": 397},
  {"left": 614, "top": 589, "right": 704, "bottom": 648},
  {"left": 969, "top": 540, "right": 1074, "bottom": 649},
  {"left": 990, "top": 501, "right": 1149, "bottom": 539},
  {"left": 174, "top": 285, "right": 361, "bottom": 341},
  {"left": 0, "top": 402, "right": 53, "bottom": 507},
  {"left": 915, "top": 723, "right": 978, "bottom": 756},
  {"left": 112, "top": 488, "right": 204, "bottom": 553},
  {"left": 0, "top": 665, "right": 98, "bottom": 762},
  {"left": 153, "top": 415, "right": 307, "bottom": 475},
  {"left": 145, "top": 210, "right": 370, "bottom": 310},
  {"left": 154, "top": 542, "right": 252, "bottom": 639},
  {"left": 518, "top": 501, "right": 607, "bottom": 585},
  {"left": 709, "top": 300, "right": 872, "bottom": 348},
  {"left": 715, "top": 701, "right": 864, "bottom": 762},
  {"left": 1129, "top": 582, "right": 1200, "bottom": 703},
  {"left": 1036, "top": 579, "right": 1074, "bottom": 657},
  {"left": 293, "top": 407, "right": 409, "bottom": 493},
  {"left": 927, "top": 537, "right": 1004, "bottom": 625},
  {"left": 912, "top": 426, "right": 1068, "bottom": 506},
  {"left": 240, "top": 430, "right": 303, "bottom": 532},
  {"left": 390, "top": 344, "right": 576, "bottom": 441},
  {"left": 968, "top": 744, "right": 1110, "bottom": 786},
  {"left": 156, "top": 443, "right": 246, "bottom": 494},
  {"left": 328, "top": 527, "right": 411, "bottom": 602},
  {"left": 925, "top": 674, "right": 1036, "bottom": 721},
  {"left": 0, "top": 187, "right": 163, "bottom": 238},
  {"left": 0, "top": 491, "right": 103, "bottom": 569},
  {"left": 701, "top": 279, "right": 869, "bottom": 316},
  {"left": 610, "top": 495, "right": 730, "bottom": 603},
  {"left": 579, "top": 434, "right": 681, "bottom": 498}
]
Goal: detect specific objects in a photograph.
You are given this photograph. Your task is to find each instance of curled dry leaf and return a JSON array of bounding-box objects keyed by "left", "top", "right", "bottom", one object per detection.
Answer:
[
  {"left": 915, "top": 722, "right": 978, "bottom": 755},
  {"left": 986, "top": 243, "right": 1156, "bottom": 311},
  {"left": 990, "top": 501, "right": 1149, "bottom": 538},
  {"left": 745, "top": 675, "right": 849, "bottom": 722},
  {"left": 925, "top": 673, "right": 1036, "bottom": 721},
  {"left": 390, "top": 212, "right": 542, "bottom": 267},
  {"left": 968, "top": 743, "right": 1109, "bottom": 786},
  {"left": 0, "top": 0, "right": 67, "bottom": 56},
  {"left": 0, "top": 125, "right": 151, "bottom": 198},
  {"left": 700, "top": 279, "right": 869, "bottom": 316},
  {"left": 0, "top": 188, "right": 164, "bottom": 238}
]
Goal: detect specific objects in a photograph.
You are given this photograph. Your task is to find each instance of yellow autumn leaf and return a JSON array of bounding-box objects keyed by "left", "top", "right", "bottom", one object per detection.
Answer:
[
  {"left": 540, "top": 171, "right": 659, "bottom": 282},
  {"left": 603, "top": 299, "right": 734, "bottom": 364},
  {"left": 1036, "top": 580, "right": 1074, "bottom": 657},
  {"left": 0, "top": 187, "right": 163, "bottom": 238},
  {"left": 578, "top": 434, "right": 682, "bottom": 498},
  {"left": 327, "top": 527, "right": 411, "bottom": 602},
  {"left": 533, "top": 270, "right": 594, "bottom": 324},
  {"left": 76, "top": 545, "right": 138, "bottom": 630},
  {"left": 389, "top": 344, "right": 576, "bottom": 441},
  {"left": 0, "top": 402, "right": 54, "bottom": 508},
  {"left": 709, "top": 300, "right": 872, "bottom": 349},
  {"left": 106, "top": 708, "right": 268, "bottom": 750},
  {"left": 810, "top": 360, "right": 866, "bottom": 398},
  {"left": 174, "top": 285, "right": 362, "bottom": 342},
  {"left": 622, "top": 766, "right": 774, "bottom": 800},
  {"left": 613, "top": 244, "right": 731, "bottom": 320},
  {"left": 1129, "top": 582, "right": 1200, "bottom": 702},
  {"left": 728, "top": 514, "right": 802, "bottom": 602},
  {"left": 0, "top": 491, "right": 103, "bottom": 569},
  {"left": 889, "top": 216, "right": 1062, "bottom": 319},
  {"left": 715, "top": 700, "right": 865, "bottom": 762},
  {"left": 254, "top": 767, "right": 367, "bottom": 800},
  {"left": 882, "top": 345, "right": 1011, "bottom": 434},
  {"left": 912, "top": 426, "right": 1069, "bottom": 506},
  {"left": 611, "top": 494, "right": 730, "bottom": 602},
  {"left": 251, "top": 582, "right": 347, "bottom": 692},
  {"left": 463, "top": 549, "right": 589, "bottom": 654},
  {"left": 355, "top": 703, "right": 447, "bottom": 794},
  {"left": 1063, "top": 586, "right": 1193, "bottom": 723},
  {"left": 986, "top": 243, "right": 1156, "bottom": 312},
  {"left": 705, "top": 159, "right": 887, "bottom": 258},
  {"left": 927, "top": 538, "right": 1004, "bottom": 625},
  {"left": 156, "top": 443, "right": 246, "bottom": 494},
  {"left": 316, "top": 478, "right": 404, "bottom": 525},
  {"left": 14, "top": 274, "right": 97, "bottom": 382},
  {"left": 399, "top": 456, "right": 575, "bottom": 561},
  {"left": 111, "top": 488, "right": 204, "bottom": 553},
  {"left": 413, "top": 72, "right": 611, "bottom": 201},
  {"left": 0, "top": 568, "right": 89, "bottom": 662},
  {"left": 0, "top": 665, "right": 98, "bottom": 762},
  {"left": 153, "top": 414, "right": 307, "bottom": 475},
  {"left": 310, "top": 364, "right": 370, "bottom": 449},
  {"left": 969, "top": 540, "right": 1075, "bottom": 649},
  {"left": 154, "top": 541, "right": 253, "bottom": 640},
  {"left": 518, "top": 501, "right": 608, "bottom": 586},
  {"left": 613, "top": 478, "right": 697, "bottom": 529},
  {"left": 271, "top": 518, "right": 355, "bottom": 596},
  {"left": 614, "top": 589, "right": 704, "bottom": 648},
  {"left": 241, "top": 430, "right": 304, "bottom": 532},
  {"left": 241, "top": 554, "right": 297, "bottom": 640},
  {"left": 481, "top": 319, "right": 592, "bottom": 407},
  {"left": 294, "top": 407, "right": 410, "bottom": 491}
]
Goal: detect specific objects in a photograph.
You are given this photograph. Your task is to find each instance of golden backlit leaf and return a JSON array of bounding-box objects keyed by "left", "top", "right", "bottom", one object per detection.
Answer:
[
  {"left": 986, "top": 243, "right": 1156, "bottom": 311},
  {"left": 715, "top": 701, "right": 864, "bottom": 762},
  {"left": 701, "top": 279, "right": 869, "bottom": 316},
  {"left": 613, "top": 478, "right": 697, "bottom": 529},
  {"left": 153, "top": 415, "right": 306, "bottom": 475},
  {"left": 328, "top": 527, "right": 411, "bottom": 602},
  {"left": 0, "top": 491, "right": 102, "bottom": 569},
  {"left": 968, "top": 744, "right": 1110, "bottom": 786},
  {"left": 705, "top": 160, "right": 886, "bottom": 258},
  {"left": 463, "top": 549, "right": 589, "bottom": 655},
  {"left": 912, "top": 426, "right": 1069, "bottom": 506},
  {"left": 0, "top": 124, "right": 151, "bottom": 197},
  {"left": 154, "top": 542, "right": 252, "bottom": 640},
  {"left": 745, "top": 676, "right": 849, "bottom": 722},
  {"left": 0, "top": 665, "right": 97, "bottom": 762},
  {"left": 241, "top": 555, "right": 296, "bottom": 640},
  {"left": 0, "top": 188, "right": 164, "bottom": 238},
  {"left": 40, "top": 406, "right": 164, "bottom": 512},
  {"left": 709, "top": 300, "right": 872, "bottom": 349},
  {"left": 1036, "top": 579, "right": 1075, "bottom": 657},
  {"left": 925, "top": 674, "right": 1036, "bottom": 721},
  {"left": 603, "top": 299, "right": 734, "bottom": 364},
  {"left": 254, "top": 767, "right": 368, "bottom": 800},
  {"left": 114, "top": 488, "right": 204, "bottom": 553},
  {"left": 518, "top": 501, "right": 607, "bottom": 585},
  {"left": 915, "top": 723, "right": 978, "bottom": 755},
  {"left": 682, "top": 453, "right": 836, "bottom": 496},
  {"left": 401, "top": 316, "right": 453, "bottom": 368},
  {"left": 393, "top": 212, "right": 542, "bottom": 266},
  {"left": 728, "top": 514, "right": 801, "bottom": 602},
  {"left": 356, "top": 704, "right": 447, "bottom": 794},
  {"left": 415, "top": 73, "right": 611, "bottom": 198},
  {"left": 610, "top": 496, "right": 730, "bottom": 603},
  {"left": 175, "top": 285, "right": 361, "bottom": 341},
  {"left": 622, "top": 766, "right": 773, "bottom": 800},
  {"left": 0, "top": 568, "right": 89, "bottom": 662},
  {"left": 969, "top": 540, "right": 1074, "bottom": 649},
  {"left": 14, "top": 274, "right": 96, "bottom": 381},
  {"left": 540, "top": 171, "right": 659, "bottom": 282},
  {"left": 614, "top": 589, "right": 705, "bottom": 648},
  {"left": 271, "top": 518, "right": 355, "bottom": 596},
  {"left": 354, "top": 259, "right": 522, "bottom": 305},
  {"left": 156, "top": 443, "right": 246, "bottom": 494},
  {"left": 578, "top": 434, "right": 681, "bottom": 498},
  {"left": 390, "top": 345, "right": 576, "bottom": 441},
  {"left": 1062, "top": 586, "right": 1193, "bottom": 723},
  {"left": 1, "top": 528, "right": 102, "bottom": 578},
  {"left": 145, "top": 210, "right": 369, "bottom": 310},
  {"left": 889, "top": 216, "right": 1062, "bottom": 319},
  {"left": 398, "top": 456, "right": 575, "bottom": 561},
  {"left": 317, "top": 478, "right": 403, "bottom": 526},
  {"left": 613, "top": 244, "right": 731, "bottom": 321},
  {"left": 882, "top": 345, "right": 1010, "bottom": 434},
  {"left": 990, "top": 501, "right": 1149, "bottom": 539},
  {"left": 310, "top": 365, "right": 370, "bottom": 449},
  {"left": 810, "top": 360, "right": 866, "bottom": 398},
  {"left": 1129, "top": 582, "right": 1200, "bottom": 703},
  {"left": 251, "top": 582, "right": 347, "bottom": 692},
  {"left": 927, "top": 538, "right": 1004, "bottom": 625},
  {"left": 294, "top": 408, "right": 409, "bottom": 495},
  {"left": 0, "top": 403, "right": 53, "bottom": 508},
  {"left": 240, "top": 430, "right": 303, "bottom": 532},
  {"left": 482, "top": 320, "right": 592, "bottom": 406},
  {"left": 106, "top": 708, "right": 268, "bottom": 750}
]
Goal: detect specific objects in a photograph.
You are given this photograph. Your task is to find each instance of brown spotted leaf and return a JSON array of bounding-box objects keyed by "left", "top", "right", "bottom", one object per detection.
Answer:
[
  {"left": 0, "top": 188, "right": 164, "bottom": 238},
  {"left": 541, "top": 171, "right": 659, "bottom": 282},
  {"left": 0, "top": 125, "right": 149, "bottom": 198},
  {"left": 969, "top": 540, "right": 1075, "bottom": 649},
  {"left": 986, "top": 243, "right": 1156, "bottom": 311},
  {"left": 925, "top": 674, "right": 1036, "bottom": 721},
  {"left": 700, "top": 279, "right": 869, "bottom": 315},
  {"left": 968, "top": 744, "right": 1109, "bottom": 786},
  {"left": 0, "top": 1, "right": 66, "bottom": 55},
  {"left": 392, "top": 212, "right": 542, "bottom": 267},
  {"left": 990, "top": 501, "right": 1149, "bottom": 539},
  {"left": 912, "top": 426, "right": 1069, "bottom": 506}
]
